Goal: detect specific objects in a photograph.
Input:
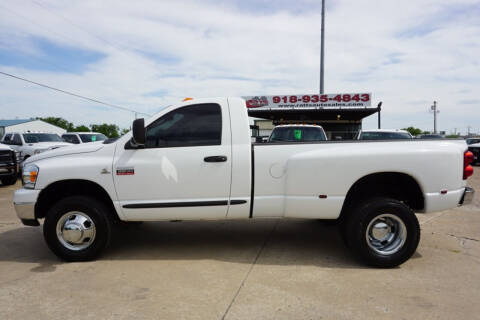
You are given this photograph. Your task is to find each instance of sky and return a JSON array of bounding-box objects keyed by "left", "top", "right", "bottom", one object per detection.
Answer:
[{"left": 0, "top": 0, "right": 479, "bottom": 133}]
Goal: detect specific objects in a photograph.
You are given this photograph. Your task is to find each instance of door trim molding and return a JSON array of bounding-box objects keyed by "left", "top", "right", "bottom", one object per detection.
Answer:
[{"left": 123, "top": 199, "right": 247, "bottom": 209}]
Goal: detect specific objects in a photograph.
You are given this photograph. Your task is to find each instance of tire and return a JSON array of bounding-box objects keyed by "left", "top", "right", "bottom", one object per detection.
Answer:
[
  {"left": 1, "top": 175, "right": 17, "bottom": 186},
  {"left": 43, "top": 196, "right": 112, "bottom": 262},
  {"left": 342, "top": 197, "right": 420, "bottom": 268}
]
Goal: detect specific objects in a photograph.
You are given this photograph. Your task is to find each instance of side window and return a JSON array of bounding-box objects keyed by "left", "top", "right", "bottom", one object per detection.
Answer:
[
  {"left": 145, "top": 103, "right": 222, "bottom": 148},
  {"left": 63, "top": 135, "right": 80, "bottom": 144},
  {"left": 2, "top": 134, "right": 12, "bottom": 144},
  {"left": 13, "top": 134, "right": 22, "bottom": 145}
]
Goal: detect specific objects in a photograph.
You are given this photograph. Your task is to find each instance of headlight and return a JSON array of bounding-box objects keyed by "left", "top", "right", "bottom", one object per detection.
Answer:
[{"left": 22, "top": 164, "right": 39, "bottom": 189}]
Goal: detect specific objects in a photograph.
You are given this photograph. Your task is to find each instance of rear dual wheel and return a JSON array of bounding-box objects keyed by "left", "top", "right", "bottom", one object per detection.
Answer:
[{"left": 342, "top": 197, "right": 420, "bottom": 268}]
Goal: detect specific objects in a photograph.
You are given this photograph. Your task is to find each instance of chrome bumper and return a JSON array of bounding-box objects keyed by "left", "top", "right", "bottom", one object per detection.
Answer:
[
  {"left": 459, "top": 187, "right": 475, "bottom": 206},
  {"left": 13, "top": 188, "right": 41, "bottom": 226},
  {"left": 14, "top": 202, "right": 39, "bottom": 226}
]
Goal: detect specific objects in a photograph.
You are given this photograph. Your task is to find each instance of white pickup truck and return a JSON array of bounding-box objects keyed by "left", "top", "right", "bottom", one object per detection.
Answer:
[{"left": 14, "top": 98, "right": 475, "bottom": 267}]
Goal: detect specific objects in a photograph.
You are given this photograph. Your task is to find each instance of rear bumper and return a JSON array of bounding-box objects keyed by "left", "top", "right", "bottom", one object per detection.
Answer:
[{"left": 459, "top": 187, "right": 475, "bottom": 206}]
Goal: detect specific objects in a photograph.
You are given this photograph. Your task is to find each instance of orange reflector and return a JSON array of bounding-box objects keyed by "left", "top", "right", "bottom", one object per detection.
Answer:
[
  {"left": 29, "top": 171, "right": 37, "bottom": 183},
  {"left": 182, "top": 97, "right": 193, "bottom": 102}
]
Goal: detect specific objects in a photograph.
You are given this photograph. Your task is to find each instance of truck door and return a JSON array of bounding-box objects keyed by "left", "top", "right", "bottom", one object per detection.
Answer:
[{"left": 113, "top": 101, "right": 232, "bottom": 220}]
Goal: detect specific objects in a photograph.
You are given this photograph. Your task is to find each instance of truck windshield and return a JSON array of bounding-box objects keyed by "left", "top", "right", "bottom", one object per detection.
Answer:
[
  {"left": 359, "top": 132, "right": 412, "bottom": 140},
  {"left": 269, "top": 127, "right": 326, "bottom": 142},
  {"left": 79, "top": 133, "right": 107, "bottom": 143},
  {"left": 23, "top": 133, "right": 63, "bottom": 143}
]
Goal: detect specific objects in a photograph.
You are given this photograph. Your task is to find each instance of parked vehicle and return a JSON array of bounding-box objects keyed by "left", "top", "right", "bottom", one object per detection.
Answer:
[
  {"left": 466, "top": 137, "right": 480, "bottom": 145},
  {"left": 357, "top": 129, "right": 412, "bottom": 140},
  {"left": 62, "top": 132, "right": 107, "bottom": 144},
  {"left": 1, "top": 132, "right": 71, "bottom": 162},
  {"left": 13, "top": 97, "right": 475, "bottom": 267},
  {"left": 268, "top": 125, "right": 327, "bottom": 142},
  {"left": 468, "top": 143, "right": 480, "bottom": 165},
  {"left": 0, "top": 142, "right": 18, "bottom": 186},
  {"left": 418, "top": 134, "right": 444, "bottom": 139}
]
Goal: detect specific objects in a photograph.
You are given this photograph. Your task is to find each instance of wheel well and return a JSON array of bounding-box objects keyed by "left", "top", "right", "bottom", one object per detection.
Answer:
[
  {"left": 340, "top": 172, "right": 424, "bottom": 219},
  {"left": 35, "top": 179, "right": 120, "bottom": 222}
]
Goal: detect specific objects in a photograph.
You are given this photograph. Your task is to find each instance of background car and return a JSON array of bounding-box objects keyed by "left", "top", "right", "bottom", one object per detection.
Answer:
[
  {"left": 418, "top": 134, "right": 444, "bottom": 139},
  {"left": 357, "top": 129, "right": 413, "bottom": 140},
  {"left": 0, "top": 142, "right": 18, "bottom": 185},
  {"left": 466, "top": 137, "right": 480, "bottom": 145},
  {"left": 1, "top": 132, "right": 71, "bottom": 162},
  {"left": 268, "top": 125, "right": 327, "bottom": 142},
  {"left": 62, "top": 132, "right": 107, "bottom": 144},
  {"left": 468, "top": 142, "right": 480, "bottom": 165}
]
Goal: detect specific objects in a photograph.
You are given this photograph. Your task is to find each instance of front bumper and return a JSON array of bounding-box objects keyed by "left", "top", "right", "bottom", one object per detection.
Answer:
[
  {"left": 13, "top": 188, "right": 41, "bottom": 226},
  {"left": 459, "top": 187, "right": 475, "bottom": 206}
]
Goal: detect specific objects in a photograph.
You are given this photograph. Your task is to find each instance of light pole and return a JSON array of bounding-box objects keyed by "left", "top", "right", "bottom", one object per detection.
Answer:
[
  {"left": 320, "top": 0, "right": 325, "bottom": 94},
  {"left": 430, "top": 101, "right": 439, "bottom": 134},
  {"left": 377, "top": 101, "right": 382, "bottom": 129}
]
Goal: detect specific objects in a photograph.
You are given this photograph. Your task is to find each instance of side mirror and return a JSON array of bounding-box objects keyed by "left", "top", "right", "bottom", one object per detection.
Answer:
[{"left": 132, "top": 118, "right": 146, "bottom": 146}]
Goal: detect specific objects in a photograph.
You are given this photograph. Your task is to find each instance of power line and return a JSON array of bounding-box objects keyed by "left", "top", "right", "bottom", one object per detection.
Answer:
[
  {"left": 0, "top": 70, "right": 151, "bottom": 116},
  {"left": 30, "top": 0, "right": 134, "bottom": 53}
]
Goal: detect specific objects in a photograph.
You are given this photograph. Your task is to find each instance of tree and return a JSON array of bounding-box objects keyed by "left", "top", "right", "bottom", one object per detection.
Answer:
[
  {"left": 402, "top": 127, "right": 423, "bottom": 136},
  {"left": 120, "top": 128, "right": 130, "bottom": 136},
  {"left": 90, "top": 123, "right": 120, "bottom": 138},
  {"left": 38, "top": 117, "right": 74, "bottom": 131},
  {"left": 74, "top": 125, "right": 90, "bottom": 132}
]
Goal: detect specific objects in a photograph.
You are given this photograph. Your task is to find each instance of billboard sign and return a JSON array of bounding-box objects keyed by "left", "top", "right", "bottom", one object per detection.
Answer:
[{"left": 243, "top": 93, "right": 372, "bottom": 109}]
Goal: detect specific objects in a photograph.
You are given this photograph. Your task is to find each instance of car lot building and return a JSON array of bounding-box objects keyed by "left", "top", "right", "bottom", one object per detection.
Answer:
[{"left": 0, "top": 119, "right": 66, "bottom": 137}]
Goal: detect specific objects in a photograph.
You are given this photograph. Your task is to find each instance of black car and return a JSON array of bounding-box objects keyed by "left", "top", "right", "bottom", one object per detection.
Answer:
[
  {"left": 0, "top": 144, "right": 18, "bottom": 186},
  {"left": 468, "top": 144, "right": 480, "bottom": 165}
]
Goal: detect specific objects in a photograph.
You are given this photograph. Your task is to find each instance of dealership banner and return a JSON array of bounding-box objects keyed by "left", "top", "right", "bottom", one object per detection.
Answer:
[{"left": 243, "top": 93, "right": 372, "bottom": 109}]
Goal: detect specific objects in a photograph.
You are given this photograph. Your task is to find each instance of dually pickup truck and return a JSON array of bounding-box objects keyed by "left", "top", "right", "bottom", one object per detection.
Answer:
[{"left": 14, "top": 98, "right": 475, "bottom": 267}]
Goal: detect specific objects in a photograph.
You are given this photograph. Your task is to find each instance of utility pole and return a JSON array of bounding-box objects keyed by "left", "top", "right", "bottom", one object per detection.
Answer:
[
  {"left": 320, "top": 0, "right": 325, "bottom": 94},
  {"left": 430, "top": 101, "right": 439, "bottom": 134},
  {"left": 467, "top": 125, "right": 471, "bottom": 137}
]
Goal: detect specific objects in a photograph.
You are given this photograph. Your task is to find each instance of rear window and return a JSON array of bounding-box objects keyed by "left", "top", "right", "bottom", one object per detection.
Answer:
[
  {"left": 269, "top": 127, "right": 326, "bottom": 142},
  {"left": 79, "top": 133, "right": 107, "bottom": 143},
  {"left": 359, "top": 132, "right": 412, "bottom": 140}
]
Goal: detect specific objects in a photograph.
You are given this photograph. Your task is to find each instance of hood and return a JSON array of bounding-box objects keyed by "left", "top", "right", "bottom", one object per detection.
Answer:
[
  {"left": 0, "top": 143, "right": 12, "bottom": 151},
  {"left": 25, "top": 143, "right": 104, "bottom": 163},
  {"left": 28, "top": 141, "right": 72, "bottom": 149}
]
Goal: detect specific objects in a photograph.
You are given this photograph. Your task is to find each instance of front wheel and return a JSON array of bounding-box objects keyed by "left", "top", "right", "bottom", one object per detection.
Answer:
[
  {"left": 342, "top": 198, "right": 420, "bottom": 268},
  {"left": 43, "top": 196, "right": 112, "bottom": 261}
]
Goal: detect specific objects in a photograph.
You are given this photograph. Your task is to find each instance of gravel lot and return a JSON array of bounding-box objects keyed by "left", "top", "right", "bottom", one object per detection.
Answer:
[{"left": 0, "top": 171, "right": 479, "bottom": 320}]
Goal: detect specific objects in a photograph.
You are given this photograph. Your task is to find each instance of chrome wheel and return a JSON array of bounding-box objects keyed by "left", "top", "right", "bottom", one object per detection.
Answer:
[
  {"left": 366, "top": 214, "right": 407, "bottom": 256},
  {"left": 56, "top": 212, "right": 96, "bottom": 251}
]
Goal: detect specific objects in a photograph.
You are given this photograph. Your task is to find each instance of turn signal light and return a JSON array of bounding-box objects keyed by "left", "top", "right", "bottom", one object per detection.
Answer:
[
  {"left": 464, "top": 151, "right": 474, "bottom": 180},
  {"left": 30, "top": 171, "right": 37, "bottom": 183}
]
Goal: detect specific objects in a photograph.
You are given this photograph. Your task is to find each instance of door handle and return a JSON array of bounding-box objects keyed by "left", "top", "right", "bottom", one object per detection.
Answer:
[{"left": 204, "top": 155, "right": 227, "bottom": 162}]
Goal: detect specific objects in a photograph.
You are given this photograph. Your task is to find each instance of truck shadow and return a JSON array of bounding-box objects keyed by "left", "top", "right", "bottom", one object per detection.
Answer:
[{"left": 0, "top": 219, "right": 414, "bottom": 269}]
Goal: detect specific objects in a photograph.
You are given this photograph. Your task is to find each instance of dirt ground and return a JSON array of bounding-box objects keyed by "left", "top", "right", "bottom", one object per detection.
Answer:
[{"left": 0, "top": 170, "right": 479, "bottom": 320}]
